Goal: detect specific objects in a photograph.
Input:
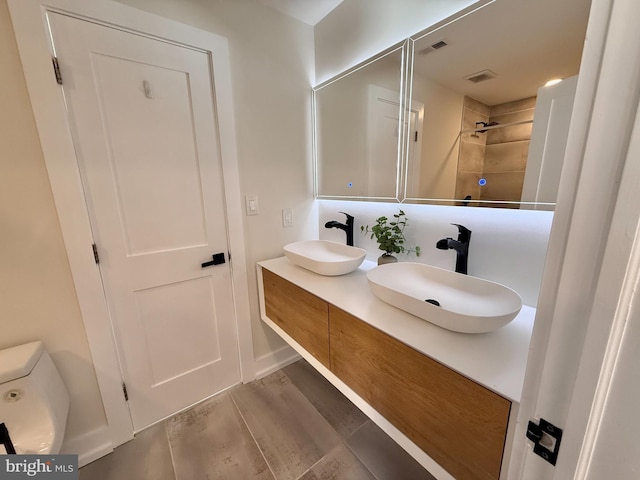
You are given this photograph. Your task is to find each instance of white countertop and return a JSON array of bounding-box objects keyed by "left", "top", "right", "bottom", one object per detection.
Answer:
[{"left": 258, "top": 256, "right": 535, "bottom": 403}]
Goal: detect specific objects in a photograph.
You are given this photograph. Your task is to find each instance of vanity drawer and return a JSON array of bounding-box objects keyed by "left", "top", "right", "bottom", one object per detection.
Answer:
[
  {"left": 262, "top": 269, "right": 330, "bottom": 367},
  {"left": 329, "top": 305, "right": 511, "bottom": 480}
]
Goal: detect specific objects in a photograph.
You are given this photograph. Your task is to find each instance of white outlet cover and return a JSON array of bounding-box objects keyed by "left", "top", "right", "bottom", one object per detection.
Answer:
[{"left": 282, "top": 208, "right": 293, "bottom": 227}]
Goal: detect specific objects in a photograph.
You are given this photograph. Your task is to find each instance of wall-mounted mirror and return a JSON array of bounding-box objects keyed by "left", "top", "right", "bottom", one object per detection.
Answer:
[
  {"left": 405, "top": 0, "right": 591, "bottom": 208},
  {"left": 314, "top": 0, "right": 592, "bottom": 209},
  {"left": 314, "top": 43, "right": 407, "bottom": 200}
]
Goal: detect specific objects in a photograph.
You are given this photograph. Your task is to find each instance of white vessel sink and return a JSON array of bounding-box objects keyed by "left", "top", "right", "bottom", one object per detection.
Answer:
[
  {"left": 283, "top": 240, "right": 367, "bottom": 276},
  {"left": 367, "top": 262, "right": 522, "bottom": 333}
]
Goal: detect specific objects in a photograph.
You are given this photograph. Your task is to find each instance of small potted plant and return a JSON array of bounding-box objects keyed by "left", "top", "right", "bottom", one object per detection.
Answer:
[{"left": 361, "top": 209, "right": 421, "bottom": 264}]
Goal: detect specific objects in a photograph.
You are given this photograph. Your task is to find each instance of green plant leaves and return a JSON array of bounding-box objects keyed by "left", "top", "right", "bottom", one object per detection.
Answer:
[{"left": 361, "top": 210, "right": 421, "bottom": 256}]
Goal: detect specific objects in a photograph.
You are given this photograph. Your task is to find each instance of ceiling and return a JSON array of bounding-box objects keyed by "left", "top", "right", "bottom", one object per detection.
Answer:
[
  {"left": 411, "top": 0, "right": 592, "bottom": 105},
  {"left": 255, "top": 0, "right": 343, "bottom": 26}
]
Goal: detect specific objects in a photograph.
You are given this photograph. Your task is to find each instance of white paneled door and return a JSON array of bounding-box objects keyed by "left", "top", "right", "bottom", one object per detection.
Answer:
[{"left": 47, "top": 12, "right": 240, "bottom": 431}]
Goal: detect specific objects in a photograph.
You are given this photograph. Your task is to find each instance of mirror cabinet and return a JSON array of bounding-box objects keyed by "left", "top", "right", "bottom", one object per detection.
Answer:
[
  {"left": 314, "top": 43, "right": 407, "bottom": 201},
  {"left": 313, "top": 0, "right": 591, "bottom": 209}
]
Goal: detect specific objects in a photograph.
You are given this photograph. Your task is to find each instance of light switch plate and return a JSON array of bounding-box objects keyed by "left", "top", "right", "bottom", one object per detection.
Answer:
[{"left": 245, "top": 195, "right": 259, "bottom": 216}]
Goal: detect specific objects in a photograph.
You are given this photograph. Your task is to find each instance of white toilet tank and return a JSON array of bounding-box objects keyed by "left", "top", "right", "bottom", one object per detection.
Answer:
[{"left": 0, "top": 341, "right": 70, "bottom": 454}]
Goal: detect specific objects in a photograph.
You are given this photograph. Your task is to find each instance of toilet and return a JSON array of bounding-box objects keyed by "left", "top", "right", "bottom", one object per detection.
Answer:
[{"left": 0, "top": 341, "right": 70, "bottom": 454}]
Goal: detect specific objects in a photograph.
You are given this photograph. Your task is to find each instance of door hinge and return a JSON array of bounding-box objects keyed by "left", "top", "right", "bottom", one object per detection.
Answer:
[
  {"left": 122, "top": 382, "right": 129, "bottom": 402},
  {"left": 92, "top": 244, "right": 99, "bottom": 264},
  {"left": 526, "top": 418, "right": 563, "bottom": 465},
  {"left": 52, "top": 57, "right": 63, "bottom": 85}
]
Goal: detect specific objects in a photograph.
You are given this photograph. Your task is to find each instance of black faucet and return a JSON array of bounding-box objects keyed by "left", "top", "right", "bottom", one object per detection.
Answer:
[
  {"left": 324, "top": 212, "right": 354, "bottom": 246},
  {"left": 436, "top": 223, "right": 472, "bottom": 274}
]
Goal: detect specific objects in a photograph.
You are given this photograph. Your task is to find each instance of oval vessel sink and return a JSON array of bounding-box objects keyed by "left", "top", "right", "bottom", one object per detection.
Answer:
[
  {"left": 284, "top": 240, "right": 366, "bottom": 276},
  {"left": 367, "top": 262, "right": 522, "bottom": 333}
]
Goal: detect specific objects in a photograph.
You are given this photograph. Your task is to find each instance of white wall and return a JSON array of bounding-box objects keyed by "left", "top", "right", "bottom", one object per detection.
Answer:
[
  {"left": 115, "top": 0, "right": 317, "bottom": 362},
  {"left": 0, "top": 0, "right": 107, "bottom": 445},
  {"left": 314, "top": 0, "right": 480, "bottom": 84},
  {"left": 319, "top": 200, "right": 552, "bottom": 307}
]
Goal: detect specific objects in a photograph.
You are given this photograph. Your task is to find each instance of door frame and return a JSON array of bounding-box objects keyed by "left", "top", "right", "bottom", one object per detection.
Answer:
[
  {"left": 508, "top": 0, "right": 640, "bottom": 477},
  {"left": 8, "top": 0, "right": 255, "bottom": 449}
]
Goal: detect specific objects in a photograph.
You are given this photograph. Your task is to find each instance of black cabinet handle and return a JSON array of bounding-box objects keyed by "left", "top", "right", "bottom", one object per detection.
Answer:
[{"left": 201, "top": 252, "right": 226, "bottom": 268}]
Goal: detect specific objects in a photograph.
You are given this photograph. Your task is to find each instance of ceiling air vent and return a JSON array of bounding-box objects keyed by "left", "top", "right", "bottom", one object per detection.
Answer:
[
  {"left": 464, "top": 69, "right": 497, "bottom": 83},
  {"left": 417, "top": 40, "right": 448, "bottom": 55}
]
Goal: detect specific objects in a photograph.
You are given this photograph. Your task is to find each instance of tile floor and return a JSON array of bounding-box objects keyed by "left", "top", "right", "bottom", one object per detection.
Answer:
[{"left": 80, "top": 359, "right": 436, "bottom": 480}]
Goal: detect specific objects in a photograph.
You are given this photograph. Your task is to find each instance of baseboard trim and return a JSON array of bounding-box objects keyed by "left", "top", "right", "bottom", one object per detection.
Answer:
[
  {"left": 60, "top": 425, "right": 113, "bottom": 467},
  {"left": 253, "top": 344, "right": 301, "bottom": 379}
]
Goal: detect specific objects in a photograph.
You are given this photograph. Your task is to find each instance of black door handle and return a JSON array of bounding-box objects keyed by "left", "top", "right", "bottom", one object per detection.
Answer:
[{"left": 201, "top": 252, "right": 226, "bottom": 268}]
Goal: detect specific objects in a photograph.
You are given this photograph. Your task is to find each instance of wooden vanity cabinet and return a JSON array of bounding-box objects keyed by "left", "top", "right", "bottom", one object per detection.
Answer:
[
  {"left": 261, "top": 268, "right": 511, "bottom": 480},
  {"left": 262, "top": 269, "right": 330, "bottom": 367},
  {"left": 329, "top": 305, "right": 511, "bottom": 480}
]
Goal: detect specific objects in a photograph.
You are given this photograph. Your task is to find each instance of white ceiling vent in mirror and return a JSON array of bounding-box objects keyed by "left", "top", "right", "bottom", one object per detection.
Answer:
[
  {"left": 418, "top": 40, "right": 449, "bottom": 56},
  {"left": 464, "top": 69, "right": 497, "bottom": 84}
]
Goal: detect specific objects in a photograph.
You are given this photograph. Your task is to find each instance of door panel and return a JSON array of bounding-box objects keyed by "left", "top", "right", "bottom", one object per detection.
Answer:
[
  {"left": 93, "top": 55, "right": 208, "bottom": 255},
  {"left": 134, "top": 276, "right": 221, "bottom": 387},
  {"left": 47, "top": 12, "right": 240, "bottom": 430}
]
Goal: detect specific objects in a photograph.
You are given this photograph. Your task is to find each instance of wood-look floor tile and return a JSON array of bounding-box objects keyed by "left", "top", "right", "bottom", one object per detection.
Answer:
[
  {"left": 346, "top": 421, "right": 436, "bottom": 480},
  {"left": 79, "top": 422, "right": 175, "bottom": 480},
  {"left": 167, "top": 391, "right": 274, "bottom": 480},
  {"left": 298, "top": 444, "right": 376, "bottom": 480},
  {"left": 230, "top": 370, "right": 342, "bottom": 480},
  {"left": 283, "top": 360, "right": 368, "bottom": 439}
]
